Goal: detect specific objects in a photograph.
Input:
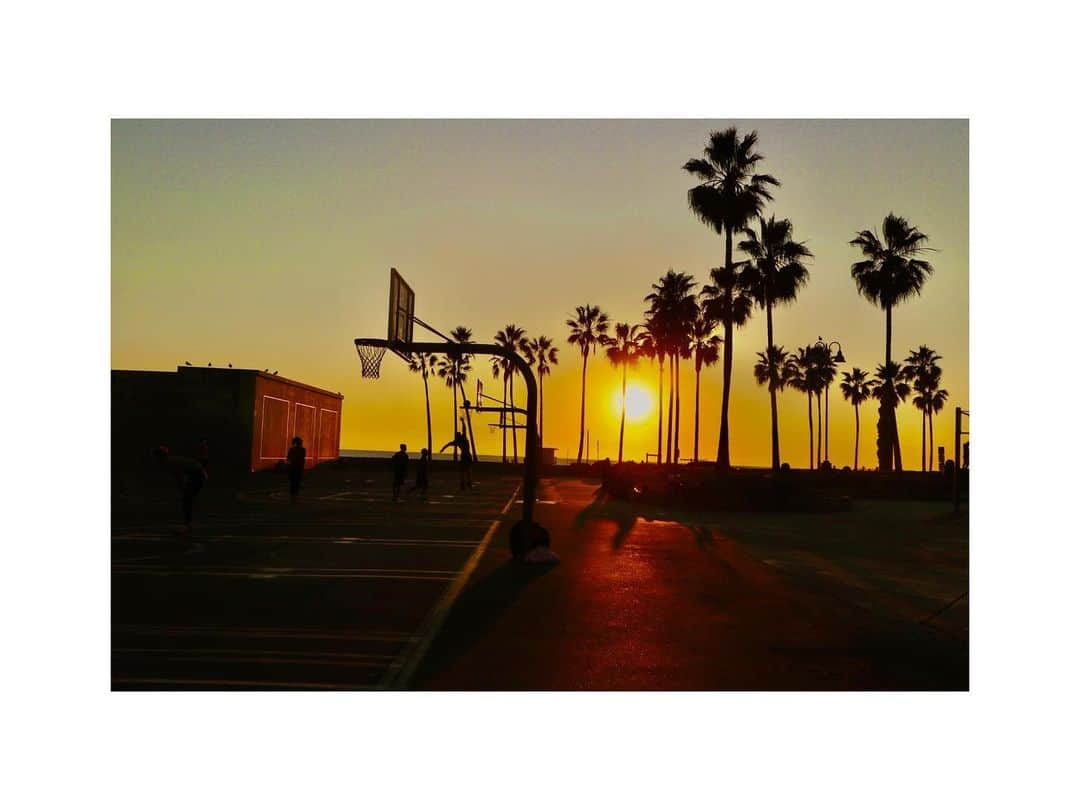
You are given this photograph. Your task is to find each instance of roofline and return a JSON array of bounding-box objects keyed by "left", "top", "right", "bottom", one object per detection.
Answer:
[{"left": 167, "top": 366, "right": 343, "bottom": 399}]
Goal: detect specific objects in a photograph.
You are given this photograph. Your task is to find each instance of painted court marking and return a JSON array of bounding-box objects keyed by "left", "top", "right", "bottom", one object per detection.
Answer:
[{"left": 380, "top": 482, "right": 522, "bottom": 689}]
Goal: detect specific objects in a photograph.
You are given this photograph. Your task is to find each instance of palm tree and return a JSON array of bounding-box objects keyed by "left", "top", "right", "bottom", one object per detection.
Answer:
[
  {"left": 493, "top": 325, "right": 528, "bottom": 463},
  {"left": 566, "top": 304, "right": 611, "bottom": 464},
  {"left": 406, "top": 353, "right": 439, "bottom": 456},
  {"left": 638, "top": 324, "right": 663, "bottom": 464},
  {"left": 645, "top": 270, "right": 698, "bottom": 464},
  {"left": 870, "top": 361, "right": 912, "bottom": 469},
  {"left": 788, "top": 346, "right": 822, "bottom": 469},
  {"left": 738, "top": 215, "right": 813, "bottom": 470},
  {"left": 839, "top": 367, "right": 872, "bottom": 470},
  {"left": 684, "top": 128, "right": 779, "bottom": 470},
  {"left": 606, "top": 323, "right": 644, "bottom": 463},
  {"left": 905, "top": 346, "right": 947, "bottom": 471},
  {"left": 809, "top": 344, "right": 838, "bottom": 468},
  {"left": 524, "top": 335, "right": 559, "bottom": 454},
  {"left": 435, "top": 351, "right": 471, "bottom": 461},
  {"left": 850, "top": 214, "right": 935, "bottom": 471},
  {"left": 450, "top": 326, "right": 478, "bottom": 461},
  {"left": 689, "top": 315, "right": 722, "bottom": 463},
  {"left": 753, "top": 345, "right": 792, "bottom": 464}
]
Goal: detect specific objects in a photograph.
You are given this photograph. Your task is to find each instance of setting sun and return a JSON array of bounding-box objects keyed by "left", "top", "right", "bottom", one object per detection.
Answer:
[{"left": 613, "top": 383, "right": 653, "bottom": 422}]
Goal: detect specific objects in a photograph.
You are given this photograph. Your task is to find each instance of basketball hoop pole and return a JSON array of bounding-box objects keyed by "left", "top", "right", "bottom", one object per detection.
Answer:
[{"left": 355, "top": 338, "right": 541, "bottom": 528}]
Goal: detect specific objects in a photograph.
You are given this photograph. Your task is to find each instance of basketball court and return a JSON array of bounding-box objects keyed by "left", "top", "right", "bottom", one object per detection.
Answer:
[{"left": 111, "top": 465, "right": 522, "bottom": 689}]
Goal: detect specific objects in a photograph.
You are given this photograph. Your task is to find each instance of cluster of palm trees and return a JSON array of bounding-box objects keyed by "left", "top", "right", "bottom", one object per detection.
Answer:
[
  {"left": 404, "top": 127, "right": 949, "bottom": 473},
  {"left": 408, "top": 326, "right": 559, "bottom": 464}
]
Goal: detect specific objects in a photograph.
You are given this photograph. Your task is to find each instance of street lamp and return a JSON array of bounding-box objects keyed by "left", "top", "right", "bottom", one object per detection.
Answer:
[{"left": 814, "top": 337, "right": 845, "bottom": 465}]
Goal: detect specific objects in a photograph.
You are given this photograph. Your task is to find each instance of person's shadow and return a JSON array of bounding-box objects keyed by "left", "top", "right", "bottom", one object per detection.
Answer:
[{"left": 573, "top": 489, "right": 638, "bottom": 548}]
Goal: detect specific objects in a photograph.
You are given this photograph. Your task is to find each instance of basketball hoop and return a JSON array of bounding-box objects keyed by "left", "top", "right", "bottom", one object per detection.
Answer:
[{"left": 355, "top": 342, "right": 387, "bottom": 379}]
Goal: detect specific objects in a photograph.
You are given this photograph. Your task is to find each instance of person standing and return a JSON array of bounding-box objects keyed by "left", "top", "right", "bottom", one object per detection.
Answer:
[
  {"left": 391, "top": 443, "right": 409, "bottom": 501},
  {"left": 152, "top": 445, "right": 208, "bottom": 536},
  {"left": 286, "top": 436, "right": 306, "bottom": 504},
  {"left": 409, "top": 448, "right": 430, "bottom": 500}
]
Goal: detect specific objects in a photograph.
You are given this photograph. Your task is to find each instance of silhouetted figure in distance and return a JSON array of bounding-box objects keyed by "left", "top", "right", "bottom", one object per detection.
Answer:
[
  {"left": 391, "top": 443, "right": 409, "bottom": 501},
  {"left": 152, "top": 445, "right": 207, "bottom": 536},
  {"left": 440, "top": 430, "right": 472, "bottom": 490},
  {"left": 286, "top": 436, "right": 306, "bottom": 504},
  {"left": 409, "top": 448, "right": 430, "bottom": 500}
]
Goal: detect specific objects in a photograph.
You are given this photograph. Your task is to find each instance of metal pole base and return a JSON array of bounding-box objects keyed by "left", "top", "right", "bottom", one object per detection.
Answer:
[{"left": 510, "top": 519, "right": 559, "bottom": 564}]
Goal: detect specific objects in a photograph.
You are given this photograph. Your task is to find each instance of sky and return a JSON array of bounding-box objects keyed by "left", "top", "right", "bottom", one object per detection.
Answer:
[{"left": 112, "top": 119, "right": 968, "bottom": 468}]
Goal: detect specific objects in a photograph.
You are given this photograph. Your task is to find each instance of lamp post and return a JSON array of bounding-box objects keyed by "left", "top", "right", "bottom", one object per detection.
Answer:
[{"left": 814, "top": 337, "right": 845, "bottom": 465}]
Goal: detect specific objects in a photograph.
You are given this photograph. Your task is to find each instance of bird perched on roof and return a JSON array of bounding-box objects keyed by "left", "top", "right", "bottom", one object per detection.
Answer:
[
  {"left": 228, "top": 363, "right": 232, "bottom": 368},
  {"left": 272, "top": 370, "right": 278, "bottom": 375},
  {"left": 185, "top": 361, "right": 191, "bottom": 366},
  {"left": 208, "top": 362, "right": 212, "bottom": 367}
]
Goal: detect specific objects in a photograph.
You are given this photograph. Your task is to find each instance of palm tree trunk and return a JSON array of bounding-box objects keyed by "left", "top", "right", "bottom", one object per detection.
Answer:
[
  {"left": 576, "top": 352, "right": 588, "bottom": 464},
  {"left": 807, "top": 392, "right": 814, "bottom": 470},
  {"left": 538, "top": 374, "right": 545, "bottom": 453},
  {"left": 656, "top": 358, "right": 664, "bottom": 463},
  {"left": 618, "top": 363, "right": 627, "bottom": 463},
  {"left": 717, "top": 224, "right": 734, "bottom": 471},
  {"left": 854, "top": 403, "right": 860, "bottom": 470},
  {"left": 879, "top": 304, "right": 895, "bottom": 472},
  {"left": 929, "top": 409, "right": 935, "bottom": 471},
  {"left": 921, "top": 408, "right": 927, "bottom": 472},
  {"left": 451, "top": 373, "right": 458, "bottom": 462},
  {"left": 816, "top": 392, "right": 823, "bottom": 467},
  {"left": 501, "top": 375, "right": 508, "bottom": 464},
  {"left": 693, "top": 361, "right": 701, "bottom": 463},
  {"left": 824, "top": 385, "right": 830, "bottom": 463},
  {"left": 660, "top": 354, "right": 669, "bottom": 462},
  {"left": 766, "top": 298, "right": 780, "bottom": 471},
  {"left": 422, "top": 372, "right": 432, "bottom": 456},
  {"left": 510, "top": 372, "right": 518, "bottom": 464},
  {"left": 674, "top": 352, "right": 681, "bottom": 464}
]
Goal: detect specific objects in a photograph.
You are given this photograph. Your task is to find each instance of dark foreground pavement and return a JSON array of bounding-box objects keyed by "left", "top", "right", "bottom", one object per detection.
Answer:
[
  {"left": 414, "top": 478, "right": 968, "bottom": 690},
  {"left": 112, "top": 463, "right": 520, "bottom": 689}
]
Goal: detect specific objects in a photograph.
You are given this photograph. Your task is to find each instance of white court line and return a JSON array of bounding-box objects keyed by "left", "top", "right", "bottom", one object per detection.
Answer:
[{"left": 381, "top": 482, "right": 522, "bottom": 689}]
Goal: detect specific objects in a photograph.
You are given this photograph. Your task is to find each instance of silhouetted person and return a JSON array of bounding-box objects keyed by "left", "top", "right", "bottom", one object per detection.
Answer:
[
  {"left": 391, "top": 443, "right": 409, "bottom": 501},
  {"left": 152, "top": 445, "right": 207, "bottom": 535},
  {"left": 286, "top": 436, "right": 306, "bottom": 504},
  {"left": 440, "top": 431, "right": 472, "bottom": 490},
  {"left": 197, "top": 438, "right": 210, "bottom": 469},
  {"left": 409, "top": 448, "right": 430, "bottom": 500}
]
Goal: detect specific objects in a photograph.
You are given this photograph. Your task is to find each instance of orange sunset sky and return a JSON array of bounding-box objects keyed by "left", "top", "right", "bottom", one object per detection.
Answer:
[{"left": 112, "top": 119, "right": 968, "bottom": 468}]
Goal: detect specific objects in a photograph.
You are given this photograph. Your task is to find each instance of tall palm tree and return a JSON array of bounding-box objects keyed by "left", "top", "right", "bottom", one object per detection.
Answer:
[
  {"left": 839, "top": 367, "right": 872, "bottom": 470},
  {"left": 638, "top": 324, "right": 663, "bottom": 464},
  {"left": 870, "top": 361, "right": 912, "bottom": 469},
  {"left": 850, "top": 214, "right": 935, "bottom": 471},
  {"left": 788, "top": 346, "right": 822, "bottom": 469},
  {"left": 752, "top": 345, "right": 792, "bottom": 465},
  {"left": 493, "top": 325, "right": 528, "bottom": 463},
  {"left": 435, "top": 352, "right": 471, "bottom": 461},
  {"left": 406, "top": 353, "right": 438, "bottom": 456},
  {"left": 738, "top": 215, "right": 813, "bottom": 470},
  {"left": 645, "top": 270, "right": 698, "bottom": 464},
  {"left": 605, "top": 323, "right": 644, "bottom": 463},
  {"left": 524, "top": 335, "right": 559, "bottom": 454},
  {"left": 905, "top": 346, "right": 947, "bottom": 471},
  {"left": 450, "top": 326, "right": 478, "bottom": 461},
  {"left": 684, "top": 128, "right": 779, "bottom": 470},
  {"left": 566, "top": 304, "right": 611, "bottom": 464},
  {"left": 689, "top": 315, "right": 722, "bottom": 463}
]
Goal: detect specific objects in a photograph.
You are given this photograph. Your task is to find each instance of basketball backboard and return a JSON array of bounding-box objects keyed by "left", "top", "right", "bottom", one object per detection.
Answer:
[{"left": 387, "top": 268, "right": 415, "bottom": 354}]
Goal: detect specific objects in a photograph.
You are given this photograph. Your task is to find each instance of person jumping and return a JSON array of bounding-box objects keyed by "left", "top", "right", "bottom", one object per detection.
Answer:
[{"left": 439, "top": 429, "right": 472, "bottom": 490}]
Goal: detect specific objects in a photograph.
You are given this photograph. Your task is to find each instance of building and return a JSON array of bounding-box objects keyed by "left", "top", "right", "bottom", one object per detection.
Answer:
[{"left": 112, "top": 366, "right": 343, "bottom": 476}]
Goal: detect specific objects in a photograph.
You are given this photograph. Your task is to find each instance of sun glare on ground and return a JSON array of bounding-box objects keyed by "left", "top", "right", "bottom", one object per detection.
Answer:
[{"left": 613, "top": 383, "right": 653, "bottom": 422}]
